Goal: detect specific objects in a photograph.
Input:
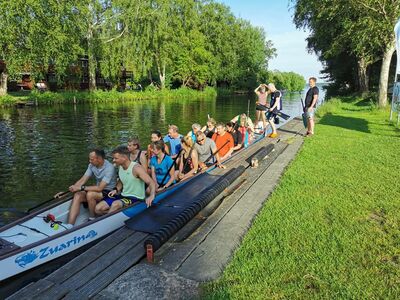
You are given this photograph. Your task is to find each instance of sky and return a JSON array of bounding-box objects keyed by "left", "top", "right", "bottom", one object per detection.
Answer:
[{"left": 220, "top": 0, "right": 325, "bottom": 82}]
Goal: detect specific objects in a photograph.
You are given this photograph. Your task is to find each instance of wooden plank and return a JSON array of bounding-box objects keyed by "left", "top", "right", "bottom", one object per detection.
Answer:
[
  {"left": 59, "top": 232, "right": 147, "bottom": 292},
  {"left": 63, "top": 290, "right": 88, "bottom": 300},
  {"left": 46, "top": 227, "right": 134, "bottom": 283},
  {"left": 6, "top": 279, "right": 54, "bottom": 300},
  {"left": 31, "top": 283, "right": 70, "bottom": 300},
  {"left": 76, "top": 238, "right": 148, "bottom": 298}
]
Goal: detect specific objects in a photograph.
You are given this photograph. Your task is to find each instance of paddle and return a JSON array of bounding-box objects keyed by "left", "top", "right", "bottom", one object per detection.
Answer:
[
  {"left": 158, "top": 149, "right": 182, "bottom": 188},
  {"left": 299, "top": 92, "right": 308, "bottom": 128},
  {"left": 204, "top": 139, "right": 230, "bottom": 165},
  {"left": 257, "top": 104, "right": 291, "bottom": 120},
  {"left": 27, "top": 191, "right": 70, "bottom": 213}
]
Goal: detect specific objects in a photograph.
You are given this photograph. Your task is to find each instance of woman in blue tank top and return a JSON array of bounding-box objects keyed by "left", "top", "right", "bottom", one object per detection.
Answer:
[{"left": 150, "top": 140, "right": 175, "bottom": 191}]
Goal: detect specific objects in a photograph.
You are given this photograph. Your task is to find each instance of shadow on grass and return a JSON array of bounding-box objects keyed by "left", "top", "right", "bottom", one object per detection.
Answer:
[{"left": 319, "top": 113, "right": 370, "bottom": 133}]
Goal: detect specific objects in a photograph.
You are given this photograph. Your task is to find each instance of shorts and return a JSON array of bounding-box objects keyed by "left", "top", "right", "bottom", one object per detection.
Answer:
[
  {"left": 101, "top": 190, "right": 113, "bottom": 198},
  {"left": 256, "top": 104, "right": 268, "bottom": 111},
  {"left": 305, "top": 110, "right": 314, "bottom": 118},
  {"left": 103, "top": 194, "right": 142, "bottom": 207},
  {"left": 266, "top": 109, "right": 278, "bottom": 120}
]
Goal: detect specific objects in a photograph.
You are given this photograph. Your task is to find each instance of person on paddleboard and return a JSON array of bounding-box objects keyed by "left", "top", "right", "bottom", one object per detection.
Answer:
[{"left": 304, "top": 77, "right": 319, "bottom": 136}]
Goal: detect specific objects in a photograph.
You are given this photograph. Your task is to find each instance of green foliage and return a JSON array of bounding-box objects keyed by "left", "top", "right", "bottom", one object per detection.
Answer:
[
  {"left": 268, "top": 71, "right": 305, "bottom": 91},
  {"left": 204, "top": 97, "right": 400, "bottom": 299},
  {"left": 292, "top": 0, "right": 400, "bottom": 96},
  {"left": 0, "top": 87, "right": 217, "bottom": 106},
  {"left": 0, "top": 0, "right": 276, "bottom": 92}
]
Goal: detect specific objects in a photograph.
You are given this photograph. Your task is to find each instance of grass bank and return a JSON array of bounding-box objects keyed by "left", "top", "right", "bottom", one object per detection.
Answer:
[
  {"left": 205, "top": 97, "right": 400, "bottom": 299},
  {"left": 0, "top": 87, "right": 217, "bottom": 107}
]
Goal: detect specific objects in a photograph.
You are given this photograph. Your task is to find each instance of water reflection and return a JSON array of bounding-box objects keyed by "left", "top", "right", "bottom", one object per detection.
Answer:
[{"left": 0, "top": 89, "right": 324, "bottom": 211}]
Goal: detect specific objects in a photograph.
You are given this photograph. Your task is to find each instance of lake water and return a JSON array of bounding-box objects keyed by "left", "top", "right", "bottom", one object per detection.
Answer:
[{"left": 0, "top": 88, "right": 324, "bottom": 217}]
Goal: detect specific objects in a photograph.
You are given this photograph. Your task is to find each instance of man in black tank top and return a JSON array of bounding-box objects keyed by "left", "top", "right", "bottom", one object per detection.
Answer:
[{"left": 304, "top": 77, "right": 319, "bottom": 136}]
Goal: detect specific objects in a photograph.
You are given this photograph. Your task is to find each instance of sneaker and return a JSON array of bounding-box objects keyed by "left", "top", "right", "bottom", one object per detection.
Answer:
[
  {"left": 269, "top": 133, "right": 278, "bottom": 138},
  {"left": 64, "top": 223, "right": 73, "bottom": 230}
]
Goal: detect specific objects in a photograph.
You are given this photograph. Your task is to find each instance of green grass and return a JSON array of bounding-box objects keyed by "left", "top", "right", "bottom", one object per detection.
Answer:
[
  {"left": 204, "top": 97, "right": 400, "bottom": 299},
  {"left": 0, "top": 87, "right": 217, "bottom": 106}
]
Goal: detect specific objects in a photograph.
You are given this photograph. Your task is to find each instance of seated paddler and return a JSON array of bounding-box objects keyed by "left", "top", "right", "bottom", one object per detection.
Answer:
[
  {"left": 61, "top": 149, "right": 117, "bottom": 226},
  {"left": 95, "top": 146, "right": 155, "bottom": 215}
]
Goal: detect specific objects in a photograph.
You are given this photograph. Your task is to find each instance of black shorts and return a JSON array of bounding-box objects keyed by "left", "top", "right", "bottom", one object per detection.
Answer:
[{"left": 256, "top": 104, "right": 268, "bottom": 111}]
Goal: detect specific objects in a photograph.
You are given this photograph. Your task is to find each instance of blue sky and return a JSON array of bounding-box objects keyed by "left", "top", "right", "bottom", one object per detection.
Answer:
[{"left": 219, "top": 0, "right": 324, "bottom": 81}]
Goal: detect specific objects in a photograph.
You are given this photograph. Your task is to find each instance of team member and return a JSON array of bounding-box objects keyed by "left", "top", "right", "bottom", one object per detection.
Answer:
[
  {"left": 150, "top": 140, "right": 175, "bottom": 191},
  {"left": 304, "top": 77, "right": 319, "bottom": 136},
  {"left": 226, "top": 122, "right": 243, "bottom": 151},
  {"left": 211, "top": 123, "right": 234, "bottom": 161},
  {"left": 194, "top": 131, "right": 225, "bottom": 169},
  {"left": 95, "top": 146, "right": 155, "bottom": 214},
  {"left": 201, "top": 118, "right": 217, "bottom": 138},
  {"left": 177, "top": 136, "right": 199, "bottom": 181},
  {"left": 163, "top": 124, "right": 182, "bottom": 157},
  {"left": 128, "top": 135, "right": 148, "bottom": 170},
  {"left": 147, "top": 130, "right": 169, "bottom": 163},
  {"left": 266, "top": 83, "right": 282, "bottom": 138},
  {"left": 186, "top": 123, "right": 202, "bottom": 143},
  {"left": 231, "top": 113, "right": 255, "bottom": 133},
  {"left": 62, "top": 149, "right": 117, "bottom": 225},
  {"left": 254, "top": 83, "right": 269, "bottom": 131}
]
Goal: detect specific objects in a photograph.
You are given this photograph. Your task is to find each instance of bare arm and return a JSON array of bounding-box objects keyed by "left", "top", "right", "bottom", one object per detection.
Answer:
[
  {"left": 309, "top": 94, "right": 319, "bottom": 111},
  {"left": 181, "top": 150, "right": 199, "bottom": 181},
  {"left": 134, "top": 165, "right": 156, "bottom": 207},
  {"left": 68, "top": 175, "right": 90, "bottom": 193},
  {"left": 163, "top": 164, "right": 175, "bottom": 189},
  {"left": 151, "top": 166, "right": 159, "bottom": 190},
  {"left": 140, "top": 152, "right": 148, "bottom": 170}
]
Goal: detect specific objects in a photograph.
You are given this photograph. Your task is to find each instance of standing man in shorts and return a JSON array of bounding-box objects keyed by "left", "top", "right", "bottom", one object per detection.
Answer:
[
  {"left": 64, "top": 149, "right": 117, "bottom": 225},
  {"left": 304, "top": 77, "right": 319, "bottom": 136},
  {"left": 95, "top": 146, "right": 156, "bottom": 214},
  {"left": 266, "top": 83, "right": 282, "bottom": 138}
]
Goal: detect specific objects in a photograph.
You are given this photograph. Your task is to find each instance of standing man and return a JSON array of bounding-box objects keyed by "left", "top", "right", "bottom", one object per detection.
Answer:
[
  {"left": 304, "top": 77, "right": 319, "bottom": 136},
  {"left": 64, "top": 149, "right": 117, "bottom": 225},
  {"left": 266, "top": 83, "right": 282, "bottom": 138},
  {"left": 95, "top": 146, "right": 156, "bottom": 215},
  {"left": 163, "top": 124, "right": 182, "bottom": 158}
]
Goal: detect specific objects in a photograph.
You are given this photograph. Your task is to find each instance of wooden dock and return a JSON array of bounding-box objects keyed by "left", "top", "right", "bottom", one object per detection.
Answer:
[{"left": 7, "top": 118, "right": 306, "bottom": 300}]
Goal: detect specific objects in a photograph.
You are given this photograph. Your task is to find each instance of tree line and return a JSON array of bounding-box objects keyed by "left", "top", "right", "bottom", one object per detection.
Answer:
[
  {"left": 292, "top": 0, "right": 399, "bottom": 107},
  {"left": 0, "top": 0, "right": 278, "bottom": 95}
]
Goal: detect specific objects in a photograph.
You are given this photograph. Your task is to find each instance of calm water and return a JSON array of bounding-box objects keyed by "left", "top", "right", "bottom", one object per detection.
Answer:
[{"left": 0, "top": 89, "right": 324, "bottom": 214}]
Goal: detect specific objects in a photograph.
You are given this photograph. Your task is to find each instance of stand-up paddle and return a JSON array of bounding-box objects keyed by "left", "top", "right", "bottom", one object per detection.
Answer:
[
  {"left": 299, "top": 92, "right": 308, "bottom": 128},
  {"left": 257, "top": 104, "right": 291, "bottom": 120}
]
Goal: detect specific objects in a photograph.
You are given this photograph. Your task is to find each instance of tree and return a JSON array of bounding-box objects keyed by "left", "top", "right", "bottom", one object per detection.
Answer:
[{"left": 0, "top": 0, "right": 84, "bottom": 94}]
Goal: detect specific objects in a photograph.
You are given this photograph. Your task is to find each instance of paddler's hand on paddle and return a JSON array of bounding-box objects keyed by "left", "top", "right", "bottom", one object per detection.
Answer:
[
  {"left": 68, "top": 184, "right": 81, "bottom": 193},
  {"left": 54, "top": 191, "right": 66, "bottom": 198},
  {"left": 145, "top": 195, "right": 155, "bottom": 208},
  {"left": 216, "top": 163, "right": 226, "bottom": 169},
  {"left": 108, "top": 189, "right": 118, "bottom": 198},
  {"left": 157, "top": 186, "right": 166, "bottom": 192}
]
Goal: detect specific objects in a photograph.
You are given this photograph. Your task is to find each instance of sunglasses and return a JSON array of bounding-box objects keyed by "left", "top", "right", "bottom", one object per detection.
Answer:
[{"left": 197, "top": 138, "right": 204, "bottom": 143}]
